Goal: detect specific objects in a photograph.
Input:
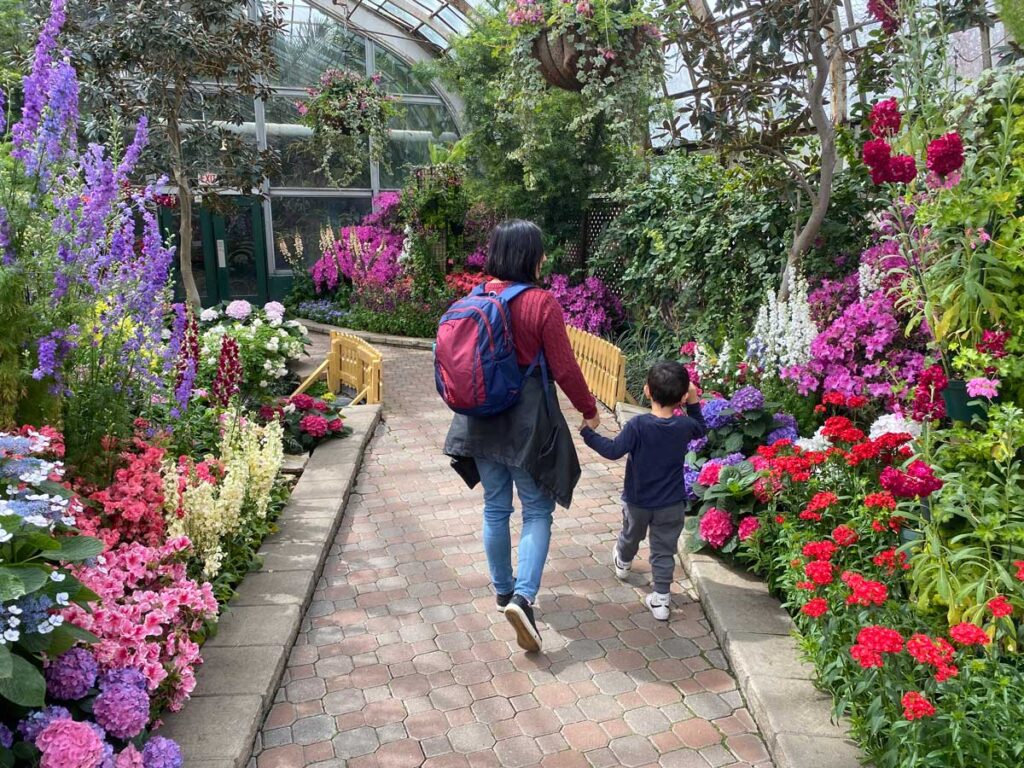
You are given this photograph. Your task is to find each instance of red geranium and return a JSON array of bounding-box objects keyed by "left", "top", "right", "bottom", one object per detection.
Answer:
[
  {"left": 805, "top": 560, "right": 835, "bottom": 586},
  {"left": 949, "top": 622, "right": 990, "bottom": 647},
  {"left": 841, "top": 571, "right": 888, "bottom": 607},
  {"left": 926, "top": 132, "right": 965, "bottom": 177},
  {"left": 901, "top": 691, "right": 935, "bottom": 721},
  {"left": 988, "top": 595, "right": 1013, "bottom": 618},
  {"left": 802, "top": 540, "right": 837, "bottom": 562}
]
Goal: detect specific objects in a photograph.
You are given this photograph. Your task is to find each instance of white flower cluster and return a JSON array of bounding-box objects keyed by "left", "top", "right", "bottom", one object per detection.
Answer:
[
  {"left": 858, "top": 262, "right": 882, "bottom": 299},
  {"left": 399, "top": 225, "right": 413, "bottom": 265},
  {"left": 869, "top": 413, "right": 922, "bottom": 440},
  {"left": 748, "top": 273, "right": 818, "bottom": 377},
  {"left": 795, "top": 427, "right": 830, "bottom": 452}
]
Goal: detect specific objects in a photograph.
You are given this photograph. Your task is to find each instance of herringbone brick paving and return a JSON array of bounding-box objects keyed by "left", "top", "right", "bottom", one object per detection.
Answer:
[{"left": 251, "top": 346, "right": 773, "bottom": 768}]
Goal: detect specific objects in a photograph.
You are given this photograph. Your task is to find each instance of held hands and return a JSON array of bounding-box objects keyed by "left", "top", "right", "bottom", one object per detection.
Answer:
[{"left": 582, "top": 415, "right": 601, "bottom": 431}]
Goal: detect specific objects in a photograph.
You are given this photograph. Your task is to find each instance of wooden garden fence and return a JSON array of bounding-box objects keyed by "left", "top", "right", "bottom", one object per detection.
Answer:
[
  {"left": 293, "top": 331, "right": 382, "bottom": 405},
  {"left": 566, "top": 325, "right": 630, "bottom": 409}
]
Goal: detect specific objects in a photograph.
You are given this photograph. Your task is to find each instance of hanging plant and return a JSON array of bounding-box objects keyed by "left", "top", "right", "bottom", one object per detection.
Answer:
[
  {"left": 297, "top": 69, "right": 402, "bottom": 185},
  {"left": 501, "top": 0, "right": 664, "bottom": 184}
]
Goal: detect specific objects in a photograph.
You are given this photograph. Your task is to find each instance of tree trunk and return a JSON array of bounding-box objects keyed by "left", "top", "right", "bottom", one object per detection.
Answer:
[{"left": 167, "top": 115, "right": 201, "bottom": 309}]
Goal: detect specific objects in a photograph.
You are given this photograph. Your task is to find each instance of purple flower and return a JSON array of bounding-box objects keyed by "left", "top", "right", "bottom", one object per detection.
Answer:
[
  {"left": 45, "top": 647, "right": 98, "bottom": 700},
  {"left": 0, "top": 206, "right": 12, "bottom": 265},
  {"left": 546, "top": 274, "right": 623, "bottom": 336},
  {"left": 0, "top": 722, "right": 12, "bottom": 749},
  {"left": 17, "top": 706, "right": 72, "bottom": 742},
  {"left": 12, "top": 0, "right": 67, "bottom": 167},
  {"left": 701, "top": 398, "right": 733, "bottom": 430},
  {"left": 93, "top": 682, "right": 150, "bottom": 739},
  {"left": 683, "top": 464, "right": 699, "bottom": 501},
  {"left": 729, "top": 385, "right": 765, "bottom": 413},
  {"left": 466, "top": 248, "right": 487, "bottom": 270},
  {"left": 687, "top": 436, "right": 708, "bottom": 453},
  {"left": 719, "top": 452, "right": 746, "bottom": 467},
  {"left": 767, "top": 426, "right": 799, "bottom": 445},
  {"left": 142, "top": 736, "right": 183, "bottom": 768},
  {"left": 99, "top": 667, "right": 148, "bottom": 693}
]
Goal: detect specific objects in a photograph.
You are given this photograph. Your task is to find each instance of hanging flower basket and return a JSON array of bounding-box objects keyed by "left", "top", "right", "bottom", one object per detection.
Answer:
[{"left": 530, "top": 26, "right": 651, "bottom": 92}]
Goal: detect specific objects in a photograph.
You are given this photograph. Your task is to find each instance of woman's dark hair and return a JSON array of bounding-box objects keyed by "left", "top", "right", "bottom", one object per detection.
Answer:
[
  {"left": 647, "top": 361, "right": 690, "bottom": 407},
  {"left": 485, "top": 220, "right": 545, "bottom": 284}
]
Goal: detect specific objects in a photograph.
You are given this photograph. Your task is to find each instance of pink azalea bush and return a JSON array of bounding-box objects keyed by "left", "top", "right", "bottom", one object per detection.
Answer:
[
  {"left": 547, "top": 274, "right": 623, "bottom": 336},
  {"left": 312, "top": 225, "right": 404, "bottom": 293},
  {"left": 63, "top": 537, "right": 219, "bottom": 712}
]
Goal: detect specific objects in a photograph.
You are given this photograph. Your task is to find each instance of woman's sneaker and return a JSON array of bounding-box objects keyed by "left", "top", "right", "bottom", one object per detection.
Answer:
[
  {"left": 496, "top": 592, "right": 514, "bottom": 611},
  {"left": 504, "top": 594, "right": 542, "bottom": 652},
  {"left": 612, "top": 547, "right": 632, "bottom": 580},
  {"left": 645, "top": 591, "right": 671, "bottom": 621}
]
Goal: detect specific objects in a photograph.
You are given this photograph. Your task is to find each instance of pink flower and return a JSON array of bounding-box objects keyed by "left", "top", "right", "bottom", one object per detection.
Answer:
[
  {"left": 862, "top": 138, "right": 892, "bottom": 170},
  {"left": 926, "top": 132, "right": 965, "bottom": 177},
  {"left": 299, "top": 414, "right": 330, "bottom": 438},
  {"left": 738, "top": 516, "right": 760, "bottom": 541},
  {"left": 966, "top": 377, "right": 999, "bottom": 399},
  {"left": 114, "top": 746, "right": 145, "bottom": 768},
  {"left": 697, "top": 463, "right": 721, "bottom": 487},
  {"left": 36, "top": 719, "right": 105, "bottom": 768},
  {"left": 224, "top": 299, "right": 252, "bottom": 321},
  {"left": 699, "top": 508, "right": 733, "bottom": 549},
  {"left": 886, "top": 155, "right": 917, "bottom": 184}
]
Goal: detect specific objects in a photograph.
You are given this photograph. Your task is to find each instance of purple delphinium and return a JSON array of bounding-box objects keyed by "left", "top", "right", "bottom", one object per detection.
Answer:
[
  {"left": 729, "top": 385, "right": 765, "bottom": 413},
  {"left": 0, "top": 206, "right": 12, "bottom": 265},
  {"left": 12, "top": 0, "right": 67, "bottom": 168},
  {"left": 45, "top": 647, "right": 98, "bottom": 700},
  {"left": 142, "top": 736, "right": 183, "bottom": 768},
  {"left": 93, "top": 682, "right": 150, "bottom": 739},
  {"left": 701, "top": 398, "right": 733, "bottom": 430},
  {"left": 17, "top": 705, "right": 72, "bottom": 742}
]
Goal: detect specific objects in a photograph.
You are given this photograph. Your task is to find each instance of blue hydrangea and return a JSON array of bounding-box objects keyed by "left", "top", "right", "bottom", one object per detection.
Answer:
[
  {"left": 0, "top": 436, "right": 33, "bottom": 456},
  {"left": 728, "top": 385, "right": 765, "bottom": 413},
  {"left": 774, "top": 412, "right": 798, "bottom": 430},
  {"left": 99, "top": 667, "right": 148, "bottom": 693},
  {"left": 143, "top": 736, "right": 183, "bottom": 768},
  {"left": 701, "top": 398, "right": 733, "bottom": 430},
  {"left": 17, "top": 706, "right": 72, "bottom": 742},
  {"left": 44, "top": 647, "right": 98, "bottom": 701},
  {"left": 767, "top": 426, "right": 799, "bottom": 445},
  {"left": 688, "top": 436, "right": 708, "bottom": 453},
  {"left": 0, "top": 722, "right": 12, "bottom": 749},
  {"left": 683, "top": 464, "right": 699, "bottom": 501},
  {"left": 719, "top": 453, "right": 746, "bottom": 467}
]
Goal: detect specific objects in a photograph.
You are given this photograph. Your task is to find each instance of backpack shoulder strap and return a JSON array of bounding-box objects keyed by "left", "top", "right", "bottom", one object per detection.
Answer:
[
  {"left": 497, "top": 283, "right": 536, "bottom": 303},
  {"left": 469, "top": 283, "right": 487, "bottom": 297}
]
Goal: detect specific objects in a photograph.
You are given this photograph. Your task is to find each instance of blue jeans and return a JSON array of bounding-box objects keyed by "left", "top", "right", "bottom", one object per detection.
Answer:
[{"left": 476, "top": 458, "right": 555, "bottom": 603}]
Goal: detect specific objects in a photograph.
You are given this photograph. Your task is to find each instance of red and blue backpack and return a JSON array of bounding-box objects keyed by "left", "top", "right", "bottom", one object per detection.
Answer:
[{"left": 434, "top": 282, "right": 545, "bottom": 417}]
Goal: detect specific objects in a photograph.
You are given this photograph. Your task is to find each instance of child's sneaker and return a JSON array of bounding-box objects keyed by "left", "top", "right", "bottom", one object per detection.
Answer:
[
  {"left": 612, "top": 547, "right": 632, "bottom": 580},
  {"left": 645, "top": 591, "right": 671, "bottom": 621}
]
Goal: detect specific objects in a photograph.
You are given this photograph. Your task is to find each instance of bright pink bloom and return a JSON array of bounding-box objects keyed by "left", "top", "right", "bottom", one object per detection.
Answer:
[
  {"left": 699, "top": 508, "right": 733, "bottom": 549},
  {"left": 949, "top": 622, "right": 990, "bottom": 647},
  {"left": 989, "top": 595, "right": 1013, "bottom": 618},
  {"left": 869, "top": 98, "right": 901, "bottom": 137},
  {"left": 36, "top": 720, "right": 105, "bottom": 768},
  {"left": 926, "top": 132, "right": 965, "bottom": 177},
  {"left": 737, "top": 516, "right": 760, "bottom": 541}
]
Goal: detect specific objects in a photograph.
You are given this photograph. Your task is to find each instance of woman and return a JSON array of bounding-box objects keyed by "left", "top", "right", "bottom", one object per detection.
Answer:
[{"left": 444, "top": 220, "right": 599, "bottom": 653}]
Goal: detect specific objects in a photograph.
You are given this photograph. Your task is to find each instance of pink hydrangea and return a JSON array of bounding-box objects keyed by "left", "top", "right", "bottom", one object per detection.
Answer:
[
  {"left": 738, "top": 516, "right": 760, "bottom": 541},
  {"left": 699, "top": 507, "right": 734, "bottom": 549},
  {"left": 224, "top": 300, "right": 252, "bottom": 321},
  {"left": 263, "top": 301, "right": 286, "bottom": 322},
  {"left": 36, "top": 719, "right": 105, "bottom": 768},
  {"left": 114, "top": 746, "right": 145, "bottom": 768}
]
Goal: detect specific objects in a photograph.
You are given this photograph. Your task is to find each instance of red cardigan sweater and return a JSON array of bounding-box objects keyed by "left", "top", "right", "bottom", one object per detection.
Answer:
[{"left": 487, "top": 281, "right": 598, "bottom": 420}]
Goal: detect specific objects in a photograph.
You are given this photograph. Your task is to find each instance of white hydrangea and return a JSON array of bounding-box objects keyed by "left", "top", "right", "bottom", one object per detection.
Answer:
[
  {"left": 200, "top": 308, "right": 220, "bottom": 322},
  {"left": 748, "top": 272, "right": 817, "bottom": 377},
  {"left": 869, "top": 413, "right": 922, "bottom": 440},
  {"left": 796, "top": 427, "right": 830, "bottom": 452}
]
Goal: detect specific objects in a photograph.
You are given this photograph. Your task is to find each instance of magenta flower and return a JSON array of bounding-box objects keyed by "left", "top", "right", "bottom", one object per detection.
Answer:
[
  {"left": 926, "top": 132, "right": 965, "bottom": 177},
  {"left": 966, "top": 377, "right": 999, "bottom": 399},
  {"left": 699, "top": 507, "right": 734, "bottom": 549}
]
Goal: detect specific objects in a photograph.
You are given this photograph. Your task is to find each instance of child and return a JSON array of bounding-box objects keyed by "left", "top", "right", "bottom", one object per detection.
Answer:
[{"left": 580, "top": 361, "right": 705, "bottom": 620}]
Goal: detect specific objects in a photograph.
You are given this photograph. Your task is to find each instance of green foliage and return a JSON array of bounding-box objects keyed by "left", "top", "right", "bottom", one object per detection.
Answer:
[
  {"left": 401, "top": 163, "right": 470, "bottom": 293},
  {"left": 342, "top": 294, "right": 450, "bottom": 339},
  {"left": 1000, "top": 0, "right": 1024, "bottom": 47},
  {"left": 591, "top": 153, "right": 792, "bottom": 342}
]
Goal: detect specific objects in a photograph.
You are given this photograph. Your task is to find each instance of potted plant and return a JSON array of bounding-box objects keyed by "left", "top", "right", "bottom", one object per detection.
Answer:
[{"left": 297, "top": 69, "right": 402, "bottom": 185}]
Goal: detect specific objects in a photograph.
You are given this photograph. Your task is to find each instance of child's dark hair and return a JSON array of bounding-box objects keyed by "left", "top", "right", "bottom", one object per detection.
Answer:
[
  {"left": 647, "top": 361, "right": 690, "bottom": 406},
  {"left": 485, "top": 220, "right": 545, "bottom": 284}
]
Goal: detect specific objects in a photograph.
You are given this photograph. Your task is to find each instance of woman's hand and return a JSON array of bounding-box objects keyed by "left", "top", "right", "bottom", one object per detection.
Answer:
[{"left": 584, "top": 415, "right": 601, "bottom": 430}]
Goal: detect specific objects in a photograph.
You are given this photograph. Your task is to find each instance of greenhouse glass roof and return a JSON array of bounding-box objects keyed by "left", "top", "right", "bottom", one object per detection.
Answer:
[{"left": 322, "top": 0, "right": 495, "bottom": 51}]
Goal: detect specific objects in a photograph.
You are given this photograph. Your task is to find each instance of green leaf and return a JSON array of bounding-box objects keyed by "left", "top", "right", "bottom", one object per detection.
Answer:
[
  {"left": 0, "top": 572, "right": 24, "bottom": 603},
  {"left": 0, "top": 654, "right": 46, "bottom": 708},
  {"left": 0, "top": 645, "right": 11, "bottom": 680},
  {"left": 40, "top": 536, "right": 105, "bottom": 563}
]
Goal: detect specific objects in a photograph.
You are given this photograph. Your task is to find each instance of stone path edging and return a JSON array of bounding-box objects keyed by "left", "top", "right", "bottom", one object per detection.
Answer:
[
  {"left": 299, "top": 318, "right": 435, "bottom": 351},
  {"left": 615, "top": 403, "right": 866, "bottom": 768},
  {"left": 158, "top": 403, "right": 383, "bottom": 768}
]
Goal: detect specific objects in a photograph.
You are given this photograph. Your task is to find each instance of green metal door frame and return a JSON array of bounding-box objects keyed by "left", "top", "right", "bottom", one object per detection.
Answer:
[
  {"left": 211, "top": 197, "right": 268, "bottom": 304},
  {"left": 161, "top": 206, "right": 220, "bottom": 307}
]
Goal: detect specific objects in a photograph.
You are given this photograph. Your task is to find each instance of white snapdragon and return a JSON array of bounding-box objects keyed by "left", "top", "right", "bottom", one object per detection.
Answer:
[{"left": 748, "top": 272, "right": 817, "bottom": 377}]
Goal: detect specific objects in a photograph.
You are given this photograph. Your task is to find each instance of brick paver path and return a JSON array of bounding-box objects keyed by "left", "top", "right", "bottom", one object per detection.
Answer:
[{"left": 252, "top": 347, "right": 773, "bottom": 768}]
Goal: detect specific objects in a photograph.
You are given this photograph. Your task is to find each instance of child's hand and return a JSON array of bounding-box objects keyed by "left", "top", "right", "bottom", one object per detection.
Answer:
[
  {"left": 686, "top": 382, "right": 700, "bottom": 405},
  {"left": 583, "top": 416, "right": 601, "bottom": 431}
]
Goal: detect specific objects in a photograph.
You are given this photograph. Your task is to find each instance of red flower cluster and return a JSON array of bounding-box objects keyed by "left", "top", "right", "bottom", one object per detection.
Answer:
[
  {"left": 873, "top": 547, "right": 909, "bottom": 574},
  {"left": 912, "top": 364, "right": 947, "bottom": 422},
  {"left": 977, "top": 328, "right": 1010, "bottom": 360},
  {"left": 988, "top": 595, "right": 1013, "bottom": 618},
  {"left": 861, "top": 136, "right": 916, "bottom": 185},
  {"left": 869, "top": 98, "right": 901, "bottom": 138},
  {"left": 802, "top": 598, "right": 828, "bottom": 618},
  {"left": 821, "top": 417, "right": 866, "bottom": 444},
  {"left": 880, "top": 460, "right": 943, "bottom": 499},
  {"left": 805, "top": 560, "right": 835, "bottom": 586},
  {"left": 907, "top": 633, "right": 957, "bottom": 681},
  {"left": 842, "top": 571, "right": 888, "bottom": 607},
  {"left": 901, "top": 691, "right": 935, "bottom": 721},
  {"left": 802, "top": 540, "right": 837, "bottom": 562},
  {"left": 81, "top": 440, "right": 168, "bottom": 549},
  {"left": 926, "top": 132, "right": 965, "bottom": 178},
  {"left": 299, "top": 414, "right": 331, "bottom": 438},
  {"left": 697, "top": 463, "right": 721, "bottom": 487},
  {"left": 211, "top": 336, "right": 242, "bottom": 407},
  {"left": 868, "top": 0, "right": 900, "bottom": 34},
  {"left": 850, "top": 625, "right": 904, "bottom": 668},
  {"left": 832, "top": 525, "right": 859, "bottom": 547},
  {"left": 948, "top": 622, "right": 990, "bottom": 647},
  {"left": 1014, "top": 560, "right": 1024, "bottom": 581},
  {"left": 800, "top": 491, "right": 839, "bottom": 522},
  {"left": 445, "top": 271, "right": 494, "bottom": 295},
  {"left": 864, "top": 491, "right": 897, "bottom": 510},
  {"left": 815, "top": 391, "right": 869, "bottom": 414}
]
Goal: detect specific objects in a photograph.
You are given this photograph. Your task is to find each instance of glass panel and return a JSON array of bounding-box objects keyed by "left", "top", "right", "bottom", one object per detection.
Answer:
[
  {"left": 270, "top": 196, "right": 373, "bottom": 271},
  {"left": 269, "top": 0, "right": 367, "bottom": 88},
  {"left": 223, "top": 204, "right": 260, "bottom": 299},
  {"left": 167, "top": 209, "right": 211, "bottom": 304},
  {"left": 264, "top": 95, "right": 371, "bottom": 188},
  {"left": 372, "top": 43, "right": 434, "bottom": 95},
  {"left": 380, "top": 103, "right": 458, "bottom": 188}
]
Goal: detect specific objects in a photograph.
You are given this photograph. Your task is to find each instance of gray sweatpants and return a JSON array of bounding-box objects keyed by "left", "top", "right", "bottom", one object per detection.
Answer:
[{"left": 617, "top": 501, "right": 687, "bottom": 594}]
